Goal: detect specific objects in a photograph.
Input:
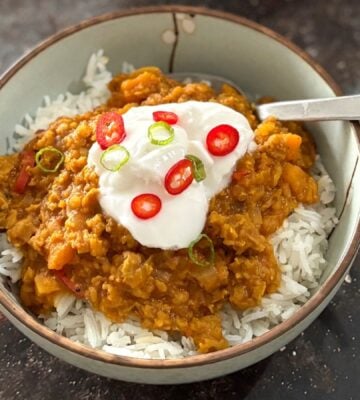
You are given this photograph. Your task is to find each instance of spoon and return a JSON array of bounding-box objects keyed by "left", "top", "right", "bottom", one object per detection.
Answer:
[{"left": 169, "top": 72, "right": 360, "bottom": 121}]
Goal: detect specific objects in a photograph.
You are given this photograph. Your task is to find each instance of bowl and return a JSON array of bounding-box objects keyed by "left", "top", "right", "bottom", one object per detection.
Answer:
[{"left": 0, "top": 5, "right": 359, "bottom": 384}]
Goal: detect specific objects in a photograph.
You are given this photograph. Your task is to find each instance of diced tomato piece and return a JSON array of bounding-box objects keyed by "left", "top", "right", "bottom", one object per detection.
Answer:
[
  {"left": 153, "top": 111, "right": 178, "bottom": 125},
  {"left": 13, "top": 150, "right": 35, "bottom": 194},
  {"left": 131, "top": 193, "right": 162, "bottom": 219},
  {"left": 206, "top": 124, "right": 240, "bottom": 156},
  {"left": 96, "top": 112, "right": 126, "bottom": 150},
  {"left": 232, "top": 169, "right": 250, "bottom": 181},
  {"left": 164, "top": 159, "right": 194, "bottom": 195}
]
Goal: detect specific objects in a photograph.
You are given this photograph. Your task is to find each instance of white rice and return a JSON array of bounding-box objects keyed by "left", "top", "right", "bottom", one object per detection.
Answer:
[{"left": 0, "top": 52, "right": 338, "bottom": 359}]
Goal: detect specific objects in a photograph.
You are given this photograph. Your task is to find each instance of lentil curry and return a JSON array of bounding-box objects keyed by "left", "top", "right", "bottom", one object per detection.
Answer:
[{"left": 0, "top": 68, "right": 318, "bottom": 353}]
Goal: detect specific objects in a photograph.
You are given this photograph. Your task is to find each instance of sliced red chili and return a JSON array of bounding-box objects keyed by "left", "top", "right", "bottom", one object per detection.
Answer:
[
  {"left": 153, "top": 111, "right": 178, "bottom": 125},
  {"left": 131, "top": 193, "right": 162, "bottom": 219},
  {"left": 96, "top": 112, "right": 126, "bottom": 150},
  {"left": 13, "top": 150, "right": 35, "bottom": 194},
  {"left": 53, "top": 270, "right": 84, "bottom": 298},
  {"left": 165, "top": 159, "right": 194, "bottom": 195},
  {"left": 206, "top": 124, "right": 240, "bottom": 156}
]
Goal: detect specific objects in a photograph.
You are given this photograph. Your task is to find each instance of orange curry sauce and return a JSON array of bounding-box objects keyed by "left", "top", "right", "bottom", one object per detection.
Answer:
[{"left": 0, "top": 68, "right": 318, "bottom": 352}]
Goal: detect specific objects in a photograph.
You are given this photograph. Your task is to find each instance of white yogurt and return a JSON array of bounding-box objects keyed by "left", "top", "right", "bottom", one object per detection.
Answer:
[{"left": 88, "top": 101, "right": 255, "bottom": 249}]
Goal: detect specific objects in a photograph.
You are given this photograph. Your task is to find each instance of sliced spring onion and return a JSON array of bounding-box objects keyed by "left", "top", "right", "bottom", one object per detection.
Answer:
[
  {"left": 148, "top": 121, "right": 175, "bottom": 145},
  {"left": 188, "top": 234, "right": 215, "bottom": 267},
  {"left": 185, "top": 154, "right": 206, "bottom": 182},
  {"left": 35, "top": 146, "right": 64, "bottom": 173},
  {"left": 100, "top": 145, "right": 130, "bottom": 172}
]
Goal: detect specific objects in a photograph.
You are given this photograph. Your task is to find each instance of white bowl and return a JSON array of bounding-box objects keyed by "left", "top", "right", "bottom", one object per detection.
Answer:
[{"left": 0, "top": 6, "right": 359, "bottom": 384}]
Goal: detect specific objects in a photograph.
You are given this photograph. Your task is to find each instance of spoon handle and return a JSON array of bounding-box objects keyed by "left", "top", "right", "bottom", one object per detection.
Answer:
[{"left": 257, "top": 95, "right": 360, "bottom": 121}]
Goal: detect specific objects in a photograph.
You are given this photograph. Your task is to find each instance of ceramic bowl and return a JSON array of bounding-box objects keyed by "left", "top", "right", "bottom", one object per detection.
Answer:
[{"left": 0, "top": 6, "right": 359, "bottom": 384}]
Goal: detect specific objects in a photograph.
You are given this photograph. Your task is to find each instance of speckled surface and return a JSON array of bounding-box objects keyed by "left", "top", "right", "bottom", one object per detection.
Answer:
[{"left": 0, "top": 0, "right": 359, "bottom": 399}]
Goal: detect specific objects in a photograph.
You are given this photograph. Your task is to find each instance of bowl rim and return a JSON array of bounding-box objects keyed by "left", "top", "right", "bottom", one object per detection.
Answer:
[{"left": 0, "top": 5, "right": 360, "bottom": 370}]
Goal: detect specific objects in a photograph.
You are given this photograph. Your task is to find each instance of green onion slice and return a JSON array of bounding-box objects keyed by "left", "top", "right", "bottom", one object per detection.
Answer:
[
  {"left": 188, "top": 234, "right": 215, "bottom": 267},
  {"left": 35, "top": 146, "right": 65, "bottom": 173},
  {"left": 185, "top": 154, "right": 206, "bottom": 182},
  {"left": 148, "top": 121, "right": 175, "bottom": 145},
  {"left": 100, "top": 144, "right": 130, "bottom": 172}
]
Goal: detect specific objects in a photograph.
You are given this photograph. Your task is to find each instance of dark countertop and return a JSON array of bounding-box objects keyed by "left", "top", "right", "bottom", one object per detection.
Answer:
[{"left": 0, "top": 1, "right": 359, "bottom": 399}]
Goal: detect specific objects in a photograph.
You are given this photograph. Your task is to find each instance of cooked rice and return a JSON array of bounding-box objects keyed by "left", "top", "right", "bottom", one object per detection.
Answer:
[{"left": 0, "top": 51, "right": 338, "bottom": 359}]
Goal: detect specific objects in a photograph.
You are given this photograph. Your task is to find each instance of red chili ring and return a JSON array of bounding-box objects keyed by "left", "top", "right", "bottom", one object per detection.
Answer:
[
  {"left": 164, "top": 158, "right": 194, "bottom": 195},
  {"left": 96, "top": 112, "right": 126, "bottom": 150},
  {"left": 206, "top": 124, "right": 240, "bottom": 156},
  {"left": 153, "top": 111, "right": 178, "bottom": 125},
  {"left": 131, "top": 193, "right": 162, "bottom": 219}
]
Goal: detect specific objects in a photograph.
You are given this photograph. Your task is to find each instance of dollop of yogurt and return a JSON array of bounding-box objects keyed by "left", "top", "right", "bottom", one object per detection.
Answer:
[{"left": 88, "top": 101, "right": 255, "bottom": 249}]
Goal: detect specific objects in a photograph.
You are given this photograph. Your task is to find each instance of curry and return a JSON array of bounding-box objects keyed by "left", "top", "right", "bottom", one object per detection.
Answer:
[{"left": 0, "top": 68, "right": 318, "bottom": 352}]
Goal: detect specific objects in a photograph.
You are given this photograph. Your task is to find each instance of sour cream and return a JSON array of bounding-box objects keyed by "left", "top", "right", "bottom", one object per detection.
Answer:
[{"left": 88, "top": 101, "right": 255, "bottom": 249}]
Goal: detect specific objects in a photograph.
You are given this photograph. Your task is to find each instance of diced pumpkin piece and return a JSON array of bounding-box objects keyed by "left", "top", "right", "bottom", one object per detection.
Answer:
[
  {"left": 34, "top": 273, "right": 61, "bottom": 295},
  {"left": 282, "top": 163, "right": 319, "bottom": 203},
  {"left": 120, "top": 72, "right": 162, "bottom": 103},
  {"left": 282, "top": 134, "right": 302, "bottom": 161},
  {"left": 261, "top": 133, "right": 302, "bottom": 161},
  {"left": 7, "top": 216, "right": 36, "bottom": 245},
  {"left": 255, "top": 117, "right": 284, "bottom": 144},
  {"left": 48, "top": 243, "right": 75, "bottom": 270}
]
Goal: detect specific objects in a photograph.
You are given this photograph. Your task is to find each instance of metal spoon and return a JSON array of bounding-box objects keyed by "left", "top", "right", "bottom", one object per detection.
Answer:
[{"left": 169, "top": 72, "right": 360, "bottom": 121}]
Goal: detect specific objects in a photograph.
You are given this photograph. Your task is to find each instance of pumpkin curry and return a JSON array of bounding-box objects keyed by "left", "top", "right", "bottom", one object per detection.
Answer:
[{"left": 0, "top": 68, "right": 318, "bottom": 352}]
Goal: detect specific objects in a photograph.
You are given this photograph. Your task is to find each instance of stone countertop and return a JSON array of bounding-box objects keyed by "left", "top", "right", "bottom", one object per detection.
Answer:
[{"left": 0, "top": 0, "right": 359, "bottom": 399}]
